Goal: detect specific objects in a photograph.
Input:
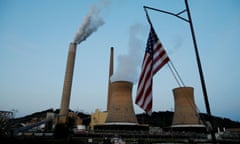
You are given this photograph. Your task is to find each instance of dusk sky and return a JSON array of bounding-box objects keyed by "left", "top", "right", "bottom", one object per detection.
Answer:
[{"left": 1, "top": 0, "right": 240, "bottom": 122}]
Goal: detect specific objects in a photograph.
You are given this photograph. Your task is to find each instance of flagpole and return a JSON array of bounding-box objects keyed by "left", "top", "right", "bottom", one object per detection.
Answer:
[
  {"left": 144, "top": 7, "right": 153, "bottom": 27},
  {"left": 184, "top": 0, "right": 216, "bottom": 142},
  {"left": 144, "top": 0, "right": 216, "bottom": 142}
]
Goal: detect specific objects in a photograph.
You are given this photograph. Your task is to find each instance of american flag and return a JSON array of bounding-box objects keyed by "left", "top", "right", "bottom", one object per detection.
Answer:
[{"left": 135, "top": 26, "right": 169, "bottom": 114}]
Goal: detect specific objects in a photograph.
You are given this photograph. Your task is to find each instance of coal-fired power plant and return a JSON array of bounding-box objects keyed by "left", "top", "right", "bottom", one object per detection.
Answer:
[
  {"left": 171, "top": 87, "right": 205, "bottom": 131},
  {"left": 57, "top": 41, "right": 205, "bottom": 132},
  {"left": 59, "top": 43, "right": 77, "bottom": 123}
]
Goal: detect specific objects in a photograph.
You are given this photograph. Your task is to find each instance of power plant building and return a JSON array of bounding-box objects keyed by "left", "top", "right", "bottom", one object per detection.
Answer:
[
  {"left": 58, "top": 44, "right": 206, "bottom": 132},
  {"left": 90, "top": 109, "right": 108, "bottom": 130}
]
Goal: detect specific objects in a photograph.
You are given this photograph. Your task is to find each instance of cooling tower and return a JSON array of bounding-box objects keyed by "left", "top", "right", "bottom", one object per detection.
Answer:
[
  {"left": 172, "top": 87, "right": 200, "bottom": 125},
  {"left": 59, "top": 43, "right": 77, "bottom": 123},
  {"left": 105, "top": 81, "right": 138, "bottom": 124},
  {"left": 171, "top": 87, "right": 205, "bottom": 131}
]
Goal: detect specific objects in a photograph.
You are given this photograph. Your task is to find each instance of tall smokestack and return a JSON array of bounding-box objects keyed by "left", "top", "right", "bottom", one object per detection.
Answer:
[
  {"left": 107, "top": 47, "right": 114, "bottom": 111},
  {"left": 58, "top": 2, "right": 105, "bottom": 123},
  {"left": 59, "top": 43, "right": 77, "bottom": 123}
]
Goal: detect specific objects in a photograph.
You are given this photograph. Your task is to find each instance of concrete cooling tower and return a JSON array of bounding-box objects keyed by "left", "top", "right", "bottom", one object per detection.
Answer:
[
  {"left": 105, "top": 81, "right": 138, "bottom": 124},
  {"left": 94, "top": 47, "right": 148, "bottom": 131},
  {"left": 171, "top": 87, "right": 206, "bottom": 132}
]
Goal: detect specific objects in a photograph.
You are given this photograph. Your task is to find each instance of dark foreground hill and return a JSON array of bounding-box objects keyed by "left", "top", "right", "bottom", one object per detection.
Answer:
[
  {"left": 2, "top": 109, "right": 240, "bottom": 143},
  {"left": 136, "top": 111, "right": 240, "bottom": 130},
  {"left": 12, "top": 109, "right": 240, "bottom": 130}
]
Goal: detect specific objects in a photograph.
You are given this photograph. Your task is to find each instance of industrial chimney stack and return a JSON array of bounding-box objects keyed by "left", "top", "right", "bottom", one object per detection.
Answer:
[
  {"left": 107, "top": 47, "right": 114, "bottom": 111},
  {"left": 59, "top": 43, "right": 77, "bottom": 123}
]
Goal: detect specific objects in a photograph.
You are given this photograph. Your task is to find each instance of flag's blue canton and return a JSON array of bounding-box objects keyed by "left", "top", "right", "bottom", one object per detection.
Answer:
[{"left": 146, "top": 27, "right": 158, "bottom": 55}]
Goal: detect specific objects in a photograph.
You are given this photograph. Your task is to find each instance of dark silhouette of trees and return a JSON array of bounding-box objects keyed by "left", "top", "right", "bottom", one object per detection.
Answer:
[{"left": 0, "top": 111, "right": 14, "bottom": 137}]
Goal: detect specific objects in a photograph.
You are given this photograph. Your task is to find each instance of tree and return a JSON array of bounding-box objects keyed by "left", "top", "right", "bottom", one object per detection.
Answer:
[
  {"left": 0, "top": 111, "right": 14, "bottom": 136},
  {"left": 54, "top": 116, "right": 76, "bottom": 138}
]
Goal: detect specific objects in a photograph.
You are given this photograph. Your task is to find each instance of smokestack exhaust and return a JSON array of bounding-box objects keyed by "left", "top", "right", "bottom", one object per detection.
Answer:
[
  {"left": 73, "top": 3, "right": 104, "bottom": 44},
  {"left": 59, "top": 43, "right": 77, "bottom": 123}
]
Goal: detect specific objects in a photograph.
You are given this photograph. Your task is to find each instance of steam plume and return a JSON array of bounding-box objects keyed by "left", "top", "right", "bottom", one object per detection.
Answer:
[
  {"left": 111, "top": 24, "right": 147, "bottom": 84},
  {"left": 73, "top": 3, "right": 105, "bottom": 44}
]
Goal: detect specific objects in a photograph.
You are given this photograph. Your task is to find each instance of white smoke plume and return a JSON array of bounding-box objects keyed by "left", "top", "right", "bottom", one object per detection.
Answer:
[
  {"left": 73, "top": 2, "right": 106, "bottom": 44},
  {"left": 111, "top": 24, "right": 147, "bottom": 84}
]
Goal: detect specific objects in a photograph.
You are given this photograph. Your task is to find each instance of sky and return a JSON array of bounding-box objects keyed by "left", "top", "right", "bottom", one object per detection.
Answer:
[{"left": 1, "top": 0, "right": 240, "bottom": 122}]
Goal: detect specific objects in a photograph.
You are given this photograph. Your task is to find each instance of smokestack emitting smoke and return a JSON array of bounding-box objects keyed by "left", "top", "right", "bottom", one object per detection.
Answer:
[
  {"left": 59, "top": 2, "right": 106, "bottom": 123},
  {"left": 73, "top": 3, "right": 105, "bottom": 44},
  {"left": 111, "top": 24, "right": 146, "bottom": 84},
  {"left": 59, "top": 43, "right": 77, "bottom": 123}
]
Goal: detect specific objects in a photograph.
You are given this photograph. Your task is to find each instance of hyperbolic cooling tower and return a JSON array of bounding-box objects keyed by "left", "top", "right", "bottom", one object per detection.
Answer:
[
  {"left": 172, "top": 87, "right": 202, "bottom": 126},
  {"left": 105, "top": 81, "right": 138, "bottom": 124},
  {"left": 59, "top": 43, "right": 77, "bottom": 123}
]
